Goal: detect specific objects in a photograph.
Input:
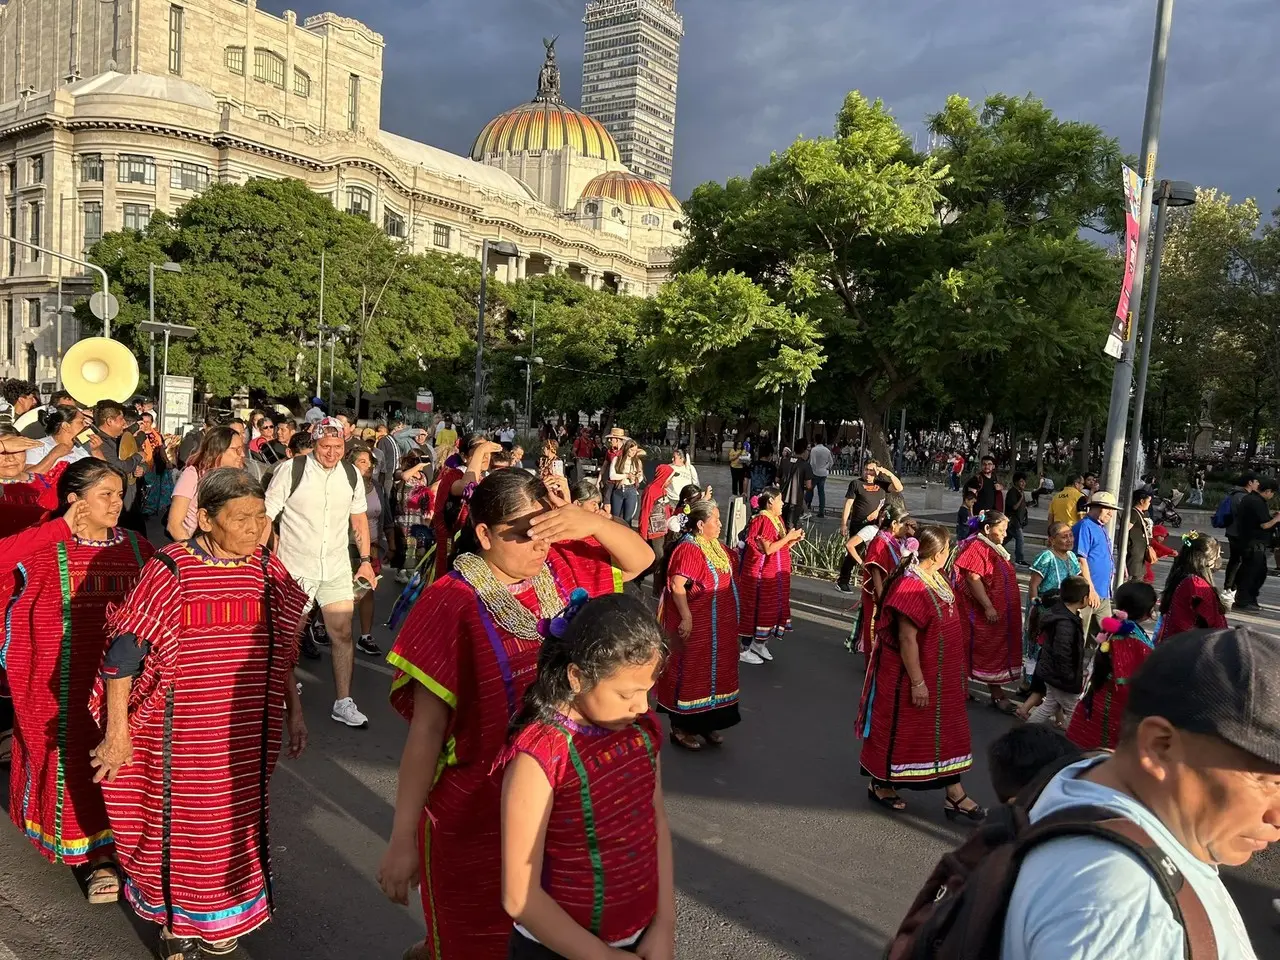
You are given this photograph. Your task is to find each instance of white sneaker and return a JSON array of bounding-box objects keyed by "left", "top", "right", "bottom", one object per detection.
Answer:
[
  {"left": 749, "top": 640, "right": 774, "bottom": 662},
  {"left": 396, "top": 569, "right": 412, "bottom": 584},
  {"left": 739, "top": 648, "right": 764, "bottom": 665},
  {"left": 1222, "top": 589, "right": 1237, "bottom": 606},
  {"left": 331, "top": 697, "right": 369, "bottom": 729}
]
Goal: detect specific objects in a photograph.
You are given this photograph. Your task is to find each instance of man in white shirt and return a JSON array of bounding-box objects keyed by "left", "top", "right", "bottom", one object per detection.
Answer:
[
  {"left": 497, "top": 421, "right": 517, "bottom": 450},
  {"left": 1002, "top": 627, "right": 1277, "bottom": 960},
  {"left": 808, "top": 440, "right": 833, "bottom": 517},
  {"left": 265, "top": 418, "right": 375, "bottom": 729}
]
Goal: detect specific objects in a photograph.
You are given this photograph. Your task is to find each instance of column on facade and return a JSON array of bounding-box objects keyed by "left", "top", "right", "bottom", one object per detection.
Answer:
[
  {"left": 585, "top": 270, "right": 602, "bottom": 291},
  {"left": 547, "top": 259, "right": 563, "bottom": 276},
  {"left": 515, "top": 254, "right": 528, "bottom": 280}
]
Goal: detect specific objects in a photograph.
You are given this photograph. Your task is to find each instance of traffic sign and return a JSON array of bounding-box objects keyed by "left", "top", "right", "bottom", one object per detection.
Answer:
[{"left": 89, "top": 291, "right": 119, "bottom": 322}]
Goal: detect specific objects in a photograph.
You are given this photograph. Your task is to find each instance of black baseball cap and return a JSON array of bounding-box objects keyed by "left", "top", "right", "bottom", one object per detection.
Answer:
[{"left": 1128, "top": 628, "right": 1280, "bottom": 766}]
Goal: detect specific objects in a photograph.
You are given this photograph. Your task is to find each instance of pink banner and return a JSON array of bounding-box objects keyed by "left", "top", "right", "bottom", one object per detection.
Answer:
[{"left": 1105, "top": 164, "right": 1144, "bottom": 359}]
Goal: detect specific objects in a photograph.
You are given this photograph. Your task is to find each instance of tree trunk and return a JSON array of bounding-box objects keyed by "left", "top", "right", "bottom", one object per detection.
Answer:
[
  {"left": 976, "top": 412, "right": 994, "bottom": 459},
  {"left": 1036, "top": 404, "right": 1054, "bottom": 480},
  {"left": 1080, "top": 419, "right": 1092, "bottom": 474}
]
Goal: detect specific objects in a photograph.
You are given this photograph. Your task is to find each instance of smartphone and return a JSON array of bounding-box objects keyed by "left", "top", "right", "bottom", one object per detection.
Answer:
[
  {"left": 75, "top": 428, "right": 95, "bottom": 446},
  {"left": 551, "top": 460, "right": 564, "bottom": 477}
]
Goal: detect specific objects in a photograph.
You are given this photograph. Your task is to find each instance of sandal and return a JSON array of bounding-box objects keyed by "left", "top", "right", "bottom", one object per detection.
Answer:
[
  {"left": 703, "top": 731, "right": 724, "bottom": 747},
  {"left": 158, "top": 931, "right": 200, "bottom": 960},
  {"left": 85, "top": 862, "right": 121, "bottom": 904},
  {"left": 668, "top": 730, "right": 703, "bottom": 752},
  {"left": 944, "top": 792, "right": 988, "bottom": 823},
  {"left": 867, "top": 785, "right": 907, "bottom": 812},
  {"left": 198, "top": 939, "right": 239, "bottom": 956},
  {"left": 989, "top": 698, "right": 1018, "bottom": 716}
]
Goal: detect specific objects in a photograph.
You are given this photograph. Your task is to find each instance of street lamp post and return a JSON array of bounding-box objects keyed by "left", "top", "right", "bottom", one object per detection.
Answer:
[
  {"left": 473, "top": 239, "right": 520, "bottom": 430},
  {"left": 43, "top": 290, "right": 76, "bottom": 390},
  {"left": 1099, "top": 0, "right": 1176, "bottom": 523},
  {"left": 330, "top": 324, "right": 349, "bottom": 411},
  {"left": 148, "top": 261, "right": 182, "bottom": 389},
  {"left": 0, "top": 233, "right": 112, "bottom": 335},
  {"left": 316, "top": 249, "right": 326, "bottom": 400},
  {"left": 514, "top": 354, "right": 544, "bottom": 430},
  {"left": 1114, "top": 179, "right": 1195, "bottom": 584}
]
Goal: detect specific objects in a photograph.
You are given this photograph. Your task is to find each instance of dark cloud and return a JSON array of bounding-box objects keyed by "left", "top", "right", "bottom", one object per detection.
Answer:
[{"left": 262, "top": 1, "right": 1279, "bottom": 211}]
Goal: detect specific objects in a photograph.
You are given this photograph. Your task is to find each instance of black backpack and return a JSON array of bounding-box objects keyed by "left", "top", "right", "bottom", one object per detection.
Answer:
[
  {"left": 271, "top": 455, "right": 359, "bottom": 540},
  {"left": 885, "top": 756, "right": 1217, "bottom": 960}
]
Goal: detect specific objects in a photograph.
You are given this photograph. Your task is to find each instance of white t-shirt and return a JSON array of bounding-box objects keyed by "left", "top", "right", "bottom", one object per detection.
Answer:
[
  {"left": 497, "top": 427, "right": 516, "bottom": 443},
  {"left": 809, "top": 443, "right": 833, "bottom": 478},
  {"left": 264, "top": 455, "right": 366, "bottom": 582}
]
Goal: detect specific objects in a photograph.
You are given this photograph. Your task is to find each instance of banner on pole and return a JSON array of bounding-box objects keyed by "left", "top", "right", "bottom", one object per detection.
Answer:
[
  {"left": 1104, "top": 164, "right": 1144, "bottom": 359},
  {"left": 416, "top": 389, "right": 434, "bottom": 414}
]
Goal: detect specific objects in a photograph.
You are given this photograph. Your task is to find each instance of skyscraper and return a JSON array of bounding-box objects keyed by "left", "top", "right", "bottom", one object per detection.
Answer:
[{"left": 581, "top": 0, "right": 684, "bottom": 187}]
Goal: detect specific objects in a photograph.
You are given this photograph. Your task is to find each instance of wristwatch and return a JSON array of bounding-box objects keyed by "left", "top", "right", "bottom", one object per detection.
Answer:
[{"left": 359, "top": 555, "right": 371, "bottom": 563}]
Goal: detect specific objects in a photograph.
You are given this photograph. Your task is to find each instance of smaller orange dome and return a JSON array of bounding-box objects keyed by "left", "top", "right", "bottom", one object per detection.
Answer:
[{"left": 580, "top": 171, "right": 681, "bottom": 214}]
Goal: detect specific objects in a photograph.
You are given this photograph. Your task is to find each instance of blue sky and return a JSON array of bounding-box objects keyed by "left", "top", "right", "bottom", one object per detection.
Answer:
[{"left": 263, "top": 0, "right": 1279, "bottom": 212}]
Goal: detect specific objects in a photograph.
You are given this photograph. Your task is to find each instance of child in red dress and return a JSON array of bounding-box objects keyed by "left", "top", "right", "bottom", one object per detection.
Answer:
[{"left": 500, "top": 593, "right": 674, "bottom": 960}]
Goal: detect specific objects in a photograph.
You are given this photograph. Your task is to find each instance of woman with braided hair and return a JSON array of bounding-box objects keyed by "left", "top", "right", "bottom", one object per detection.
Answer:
[
  {"left": 1155, "top": 532, "right": 1228, "bottom": 643},
  {"left": 950, "top": 509, "right": 1023, "bottom": 713}
]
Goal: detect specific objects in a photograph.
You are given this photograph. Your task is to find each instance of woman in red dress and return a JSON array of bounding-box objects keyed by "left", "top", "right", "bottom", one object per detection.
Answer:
[
  {"left": 379, "top": 470, "right": 651, "bottom": 960},
  {"left": 3, "top": 460, "right": 152, "bottom": 902},
  {"left": 950, "top": 510, "right": 1022, "bottom": 712},
  {"left": 1155, "top": 532, "right": 1228, "bottom": 643},
  {"left": 89, "top": 469, "right": 311, "bottom": 960},
  {"left": 637, "top": 462, "right": 675, "bottom": 597},
  {"left": 427, "top": 436, "right": 499, "bottom": 583},
  {"left": 857, "top": 525, "right": 984, "bottom": 820},
  {"left": 850, "top": 506, "right": 913, "bottom": 656},
  {"left": 737, "top": 486, "right": 803, "bottom": 664},
  {"left": 655, "top": 500, "right": 742, "bottom": 750},
  {"left": 1067, "top": 582, "right": 1159, "bottom": 750}
]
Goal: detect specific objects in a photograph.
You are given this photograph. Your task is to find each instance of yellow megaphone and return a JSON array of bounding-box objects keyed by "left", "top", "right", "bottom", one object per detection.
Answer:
[{"left": 61, "top": 337, "right": 140, "bottom": 406}]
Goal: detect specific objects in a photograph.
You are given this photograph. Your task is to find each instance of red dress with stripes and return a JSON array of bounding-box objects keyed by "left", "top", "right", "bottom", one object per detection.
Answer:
[
  {"left": 3, "top": 531, "right": 150, "bottom": 864},
  {"left": 736, "top": 513, "right": 793, "bottom": 643},
  {"left": 857, "top": 571, "right": 973, "bottom": 786},
  {"left": 387, "top": 540, "right": 619, "bottom": 960},
  {"left": 88, "top": 543, "right": 310, "bottom": 941},
  {"left": 504, "top": 710, "right": 661, "bottom": 946},
  {"left": 429, "top": 466, "right": 464, "bottom": 583},
  {"left": 1154, "top": 576, "right": 1228, "bottom": 643},
  {"left": 655, "top": 538, "right": 741, "bottom": 733},
  {"left": 852, "top": 532, "right": 904, "bottom": 655},
  {"left": 952, "top": 537, "right": 1023, "bottom": 684},
  {"left": 1066, "top": 626, "right": 1156, "bottom": 751}
]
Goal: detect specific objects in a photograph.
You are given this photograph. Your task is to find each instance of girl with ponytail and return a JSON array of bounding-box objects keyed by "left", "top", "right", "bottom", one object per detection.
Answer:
[
  {"left": 856, "top": 524, "right": 985, "bottom": 822},
  {"left": 500, "top": 593, "right": 673, "bottom": 959},
  {"left": 848, "top": 504, "right": 913, "bottom": 657},
  {"left": 736, "top": 486, "right": 803, "bottom": 664}
]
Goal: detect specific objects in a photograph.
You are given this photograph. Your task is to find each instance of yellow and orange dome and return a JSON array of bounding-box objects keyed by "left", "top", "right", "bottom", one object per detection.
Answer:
[
  {"left": 471, "top": 100, "right": 620, "bottom": 164},
  {"left": 579, "top": 171, "right": 682, "bottom": 214}
]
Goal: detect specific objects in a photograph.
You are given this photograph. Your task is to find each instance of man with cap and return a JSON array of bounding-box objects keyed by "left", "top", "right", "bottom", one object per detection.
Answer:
[
  {"left": 1002, "top": 627, "right": 1278, "bottom": 959},
  {"left": 304, "top": 396, "right": 326, "bottom": 425},
  {"left": 1073, "top": 490, "right": 1118, "bottom": 639},
  {"left": 601, "top": 426, "right": 626, "bottom": 509}
]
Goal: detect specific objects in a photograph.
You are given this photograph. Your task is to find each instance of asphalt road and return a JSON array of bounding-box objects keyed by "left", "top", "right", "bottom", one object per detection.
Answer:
[{"left": 5, "top": 573, "right": 1280, "bottom": 960}]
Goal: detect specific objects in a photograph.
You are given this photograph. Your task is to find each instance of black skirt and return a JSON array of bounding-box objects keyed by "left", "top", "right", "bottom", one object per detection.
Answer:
[
  {"left": 508, "top": 930, "right": 640, "bottom": 958},
  {"left": 658, "top": 702, "right": 741, "bottom": 735}
]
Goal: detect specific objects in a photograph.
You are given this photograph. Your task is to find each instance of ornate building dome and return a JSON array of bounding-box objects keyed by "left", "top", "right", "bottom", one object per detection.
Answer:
[
  {"left": 580, "top": 171, "right": 681, "bottom": 213},
  {"left": 470, "top": 38, "right": 620, "bottom": 164}
]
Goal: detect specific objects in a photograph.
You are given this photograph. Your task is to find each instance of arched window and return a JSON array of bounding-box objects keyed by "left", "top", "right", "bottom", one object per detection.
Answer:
[
  {"left": 253, "top": 49, "right": 286, "bottom": 89},
  {"left": 345, "top": 186, "right": 373, "bottom": 220},
  {"left": 383, "top": 209, "right": 406, "bottom": 239},
  {"left": 258, "top": 113, "right": 281, "bottom": 127},
  {"left": 641, "top": 213, "right": 661, "bottom": 227},
  {"left": 584, "top": 202, "right": 599, "bottom": 216},
  {"left": 293, "top": 68, "right": 312, "bottom": 98},
  {"left": 224, "top": 46, "right": 245, "bottom": 75}
]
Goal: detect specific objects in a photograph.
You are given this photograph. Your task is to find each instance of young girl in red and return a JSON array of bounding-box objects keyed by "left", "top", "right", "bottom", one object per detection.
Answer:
[{"left": 500, "top": 592, "right": 675, "bottom": 960}]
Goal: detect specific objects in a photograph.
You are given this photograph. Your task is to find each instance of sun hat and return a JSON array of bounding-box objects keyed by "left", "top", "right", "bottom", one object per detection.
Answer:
[{"left": 1086, "top": 491, "right": 1119, "bottom": 510}]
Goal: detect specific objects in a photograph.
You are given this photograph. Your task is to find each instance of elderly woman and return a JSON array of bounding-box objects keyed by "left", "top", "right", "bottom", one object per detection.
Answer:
[
  {"left": 0, "top": 424, "right": 68, "bottom": 516},
  {"left": 166, "top": 426, "right": 247, "bottom": 542},
  {"left": 3, "top": 460, "right": 153, "bottom": 900},
  {"left": 89, "top": 469, "right": 311, "bottom": 960},
  {"left": 379, "top": 468, "right": 650, "bottom": 960}
]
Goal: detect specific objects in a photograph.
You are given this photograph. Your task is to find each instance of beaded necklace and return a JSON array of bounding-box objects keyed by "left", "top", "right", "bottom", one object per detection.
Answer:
[
  {"left": 455, "top": 552, "right": 564, "bottom": 641},
  {"left": 762, "top": 513, "right": 783, "bottom": 536},
  {"left": 913, "top": 565, "right": 955, "bottom": 605},
  {"left": 693, "top": 534, "right": 731, "bottom": 573}
]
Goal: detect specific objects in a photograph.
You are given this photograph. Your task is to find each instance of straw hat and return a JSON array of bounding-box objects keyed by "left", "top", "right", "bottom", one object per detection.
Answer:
[
  {"left": 1086, "top": 491, "right": 1119, "bottom": 510},
  {"left": 607, "top": 427, "right": 627, "bottom": 440}
]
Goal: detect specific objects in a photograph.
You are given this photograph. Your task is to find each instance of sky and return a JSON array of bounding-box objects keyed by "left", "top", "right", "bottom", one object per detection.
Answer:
[{"left": 262, "top": 0, "right": 1279, "bottom": 212}]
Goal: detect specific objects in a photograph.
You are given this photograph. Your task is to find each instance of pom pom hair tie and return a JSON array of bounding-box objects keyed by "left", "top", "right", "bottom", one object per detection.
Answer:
[
  {"left": 903, "top": 536, "right": 920, "bottom": 558},
  {"left": 546, "top": 587, "right": 590, "bottom": 639},
  {"left": 750, "top": 495, "right": 760, "bottom": 509}
]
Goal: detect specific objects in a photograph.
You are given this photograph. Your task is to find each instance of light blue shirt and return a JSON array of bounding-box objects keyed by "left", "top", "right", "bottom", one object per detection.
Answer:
[
  {"left": 1001, "top": 757, "right": 1258, "bottom": 960},
  {"left": 1072, "top": 516, "right": 1114, "bottom": 601}
]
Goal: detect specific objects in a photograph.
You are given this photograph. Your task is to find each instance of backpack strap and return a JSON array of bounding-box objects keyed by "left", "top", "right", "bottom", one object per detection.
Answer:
[
  {"left": 123, "top": 529, "right": 144, "bottom": 569},
  {"left": 343, "top": 460, "right": 358, "bottom": 491},
  {"left": 288, "top": 454, "right": 308, "bottom": 502},
  {"left": 1017, "top": 806, "right": 1217, "bottom": 960}
]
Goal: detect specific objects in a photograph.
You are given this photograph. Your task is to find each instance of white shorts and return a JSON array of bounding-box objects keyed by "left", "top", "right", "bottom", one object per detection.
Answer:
[{"left": 296, "top": 571, "right": 354, "bottom": 609}]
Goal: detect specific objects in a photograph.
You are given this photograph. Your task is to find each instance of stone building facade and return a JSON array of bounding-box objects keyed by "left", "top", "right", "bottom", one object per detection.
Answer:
[{"left": 0, "top": 0, "right": 681, "bottom": 389}]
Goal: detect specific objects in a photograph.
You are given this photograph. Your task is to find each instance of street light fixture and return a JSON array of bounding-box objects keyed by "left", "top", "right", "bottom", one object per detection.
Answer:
[
  {"left": 473, "top": 239, "right": 520, "bottom": 429},
  {"left": 514, "top": 354, "right": 544, "bottom": 429},
  {"left": 148, "top": 261, "right": 183, "bottom": 388},
  {"left": 1114, "top": 178, "right": 1196, "bottom": 583}
]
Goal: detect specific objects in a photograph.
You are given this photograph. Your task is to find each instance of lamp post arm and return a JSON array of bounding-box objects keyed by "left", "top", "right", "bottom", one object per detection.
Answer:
[{"left": 0, "top": 233, "right": 111, "bottom": 336}]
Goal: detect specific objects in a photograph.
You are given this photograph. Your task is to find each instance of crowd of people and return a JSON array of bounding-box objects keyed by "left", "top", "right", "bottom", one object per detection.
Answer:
[{"left": 1, "top": 374, "right": 1278, "bottom": 960}]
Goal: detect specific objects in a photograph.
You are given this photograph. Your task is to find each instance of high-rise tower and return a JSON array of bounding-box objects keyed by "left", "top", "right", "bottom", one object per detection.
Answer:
[{"left": 581, "top": 0, "right": 683, "bottom": 187}]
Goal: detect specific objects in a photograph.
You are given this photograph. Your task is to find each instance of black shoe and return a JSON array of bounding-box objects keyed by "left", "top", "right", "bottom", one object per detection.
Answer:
[
  {"left": 301, "top": 633, "right": 322, "bottom": 661},
  {"left": 357, "top": 635, "right": 383, "bottom": 656},
  {"left": 312, "top": 622, "right": 331, "bottom": 647},
  {"left": 835, "top": 582, "right": 854, "bottom": 594},
  {"left": 1234, "top": 602, "right": 1262, "bottom": 612}
]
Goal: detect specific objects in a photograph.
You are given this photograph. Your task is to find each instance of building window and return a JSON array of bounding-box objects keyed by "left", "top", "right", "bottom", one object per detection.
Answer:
[
  {"left": 170, "top": 162, "right": 209, "bottom": 192},
  {"left": 5, "top": 162, "right": 16, "bottom": 189},
  {"left": 169, "top": 5, "right": 184, "bottom": 74},
  {"left": 225, "top": 46, "right": 245, "bottom": 75},
  {"left": 118, "top": 155, "right": 156, "bottom": 185},
  {"left": 384, "top": 210, "right": 406, "bottom": 239},
  {"left": 1, "top": 301, "right": 10, "bottom": 363},
  {"left": 84, "top": 202, "right": 103, "bottom": 244},
  {"left": 433, "top": 224, "right": 451, "bottom": 248},
  {"left": 258, "top": 113, "right": 281, "bottom": 127},
  {"left": 7, "top": 207, "right": 15, "bottom": 275},
  {"left": 28, "top": 155, "right": 43, "bottom": 184},
  {"left": 293, "top": 68, "right": 311, "bottom": 98},
  {"left": 641, "top": 213, "right": 661, "bottom": 227},
  {"left": 26, "top": 298, "right": 41, "bottom": 329},
  {"left": 254, "top": 49, "right": 286, "bottom": 89},
  {"left": 584, "top": 202, "right": 599, "bottom": 216},
  {"left": 123, "top": 204, "right": 151, "bottom": 232},
  {"left": 81, "top": 154, "right": 104, "bottom": 182},
  {"left": 345, "top": 186, "right": 372, "bottom": 220},
  {"left": 27, "top": 202, "right": 40, "bottom": 256},
  {"left": 347, "top": 75, "right": 360, "bottom": 131}
]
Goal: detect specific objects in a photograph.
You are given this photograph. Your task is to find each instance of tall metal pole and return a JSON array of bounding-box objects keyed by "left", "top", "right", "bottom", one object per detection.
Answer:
[
  {"left": 1115, "top": 183, "right": 1175, "bottom": 584},
  {"left": 355, "top": 285, "right": 366, "bottom": 419},
  {"left": 328, "top": 335, "right": 336, "bottom": 411},
  {"left": 896, "top": 407, "right": 907, "bottom": 473},
  {"left": 526, "top": 302, "right": 536, "bottom": 430},
  {"left": 1099, "top": 0, "right": 1175, "bottom": 526},
  {"left": 776, "top": 391, "right": 784, "bottom": 449},
  {"left": 316, "top": 250, "right": 325, "bottom": 400},
  {"left": 472, "top": 239, "right": 490, "bottom": 431},
  {"left": 0, "top": 234, "right": 110, "bottom": 336},
  {"left": 160, "top": 327, "right": 172, "bottom": 422},
  {"left": 148, "top": 263, "right": 156, "bottom": 388},
  {"left": 55, "top": 275, "right": 64, "bottom": 390}
]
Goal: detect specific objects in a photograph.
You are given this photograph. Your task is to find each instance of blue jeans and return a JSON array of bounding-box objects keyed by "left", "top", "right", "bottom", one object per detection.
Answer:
[
  {"left": 809, "top": 476, "right": 827, "bottom": 515},
  {"left": 1008, "top": 522, "right": 1026, "bottom": 564},
  {"left": 611, "top": 485, "right": 638, "bottom": 525}
]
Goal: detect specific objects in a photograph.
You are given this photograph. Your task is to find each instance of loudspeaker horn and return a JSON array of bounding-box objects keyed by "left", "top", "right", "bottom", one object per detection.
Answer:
[{"left": 61, "top": 337, "right": 140, "bottom": 406}]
